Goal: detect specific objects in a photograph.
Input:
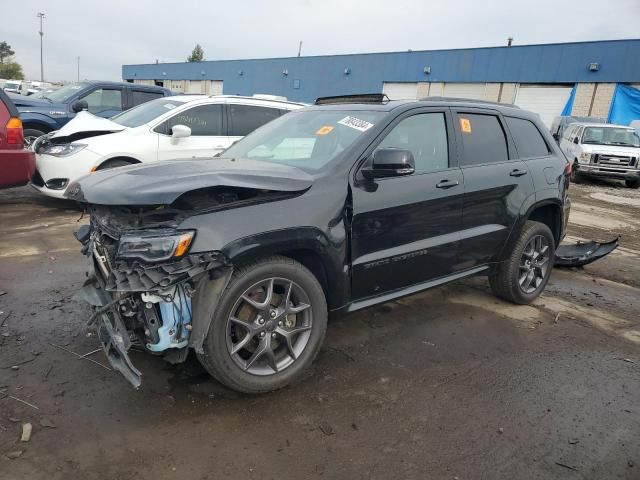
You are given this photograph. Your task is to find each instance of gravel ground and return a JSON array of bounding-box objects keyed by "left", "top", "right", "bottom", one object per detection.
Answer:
[{"left": 0, "top": 179, "right": 639, "bottom": 480}]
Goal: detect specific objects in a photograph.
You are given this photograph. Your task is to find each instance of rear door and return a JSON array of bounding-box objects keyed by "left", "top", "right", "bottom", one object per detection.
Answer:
[
  {"left": 350, "top": 108, "right": 465, "bottom": 300},
  {"left": 452, "top": 109, "right": 535, "bottom": 268},
  {"left": 155, "top": 103, "right": 226, "bottom": 161}
]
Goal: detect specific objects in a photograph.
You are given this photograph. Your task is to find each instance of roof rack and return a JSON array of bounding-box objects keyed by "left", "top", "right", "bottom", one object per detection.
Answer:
[
  {"left": 315, "top": 93, "right": 390, "bottom": 105},
  {"left": 420, "top": 96, "right": 520, "bottom": 108}
]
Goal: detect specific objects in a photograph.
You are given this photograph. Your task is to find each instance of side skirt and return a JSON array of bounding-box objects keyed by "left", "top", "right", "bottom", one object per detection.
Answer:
[{"left": 344, "top": 266, "right": 489, "bottom": 314}]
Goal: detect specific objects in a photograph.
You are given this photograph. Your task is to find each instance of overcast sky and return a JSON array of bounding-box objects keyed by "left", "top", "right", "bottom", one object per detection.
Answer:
[{"left": 3, "top": 0, "right": 639, "bottom": 83}]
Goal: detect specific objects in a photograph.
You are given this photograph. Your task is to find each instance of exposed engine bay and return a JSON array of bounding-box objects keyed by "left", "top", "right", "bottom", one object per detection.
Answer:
[{"left": 73, "top": 187, "right": 295, "bottom": 388}]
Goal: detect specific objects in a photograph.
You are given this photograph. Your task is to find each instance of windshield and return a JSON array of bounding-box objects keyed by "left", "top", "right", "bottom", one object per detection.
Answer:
[
  {"left": 582, "top": 127, "right": 640, "bottom": 147},
  {"left": 110, "top": 98, "right": 186, "bottom": 127},
  {"left": 222, "top": 109, "right": 385, "bottom": 170},
  {"left": 5, "top": 82, "right": 20, "bottom": 89},
  {"left": 33, "top": 82, "right": 87, "bottom": 102}
]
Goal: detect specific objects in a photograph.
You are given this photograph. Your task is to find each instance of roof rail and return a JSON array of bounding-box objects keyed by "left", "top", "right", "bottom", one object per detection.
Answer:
[
  {"left": 315, "top": 93, "right": 390, "bottom": 105},
  {"left": 420, "top": 96, "right": 520, "bottom": 108}
]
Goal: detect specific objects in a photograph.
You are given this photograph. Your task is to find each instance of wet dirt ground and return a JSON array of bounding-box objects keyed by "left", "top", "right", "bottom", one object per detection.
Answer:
[{"left": 1, "top": 180, "right": 639, "bottom": 480}]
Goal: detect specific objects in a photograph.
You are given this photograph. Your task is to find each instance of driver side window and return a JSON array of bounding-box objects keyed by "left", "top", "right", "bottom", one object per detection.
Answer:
[
  {"left": 375, "top": 113, "right": 449, "bottom": 173},
  {"left": 80, "top": 88, "right": 123, "bottom": 114}
]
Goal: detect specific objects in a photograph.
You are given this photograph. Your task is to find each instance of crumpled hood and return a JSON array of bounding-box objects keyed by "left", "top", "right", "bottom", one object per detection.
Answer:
[
  {"left": 66, "top": 157, "right": 314, "bottom": 205},
  {"left": 51, "top": 111, "right": 125, "bottom": 139},
  {"left": 581, "top": 144, "right": 640, "bottom": 157}
]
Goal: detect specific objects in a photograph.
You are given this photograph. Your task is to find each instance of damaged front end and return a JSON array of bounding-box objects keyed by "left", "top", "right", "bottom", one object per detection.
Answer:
[
  {"left": 75, "top": 203, "right": 231, "bottom": 389},
  {"left": 68, "top": 157, "right": 314, "bottom": 388}
]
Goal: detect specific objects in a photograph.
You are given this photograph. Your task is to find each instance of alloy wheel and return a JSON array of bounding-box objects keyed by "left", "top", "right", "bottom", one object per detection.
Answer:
[
  {"left": 225, "top": 277, "right": 313, "bottom": 375},
  {"left": 519, "top": 234, "right": 550, "bottom": 294}
]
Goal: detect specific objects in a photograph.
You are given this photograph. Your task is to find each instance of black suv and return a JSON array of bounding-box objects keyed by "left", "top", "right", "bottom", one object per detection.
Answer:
[{"left": 69, "top": 94, "right": 571, "bottom": 392}]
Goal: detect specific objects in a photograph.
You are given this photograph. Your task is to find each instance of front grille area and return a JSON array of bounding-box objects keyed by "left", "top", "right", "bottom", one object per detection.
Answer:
[{"left": 595, "top": 154, "right": 635, "bottom": 167}]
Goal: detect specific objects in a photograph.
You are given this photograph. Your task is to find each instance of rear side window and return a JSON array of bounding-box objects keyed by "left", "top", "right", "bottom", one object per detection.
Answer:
[
  {"left": 505, "top": 117, "right": 550, "bottom": 158},
  {"left": 458, "top": 113, "right": 508, "bottom": 166},
  {"left": 132, "top": 90, "right": 164, "bottom": 106},
  {"left": 229, "top": 105, "right": 281, "bottom": 136},
  {"left": 165, "top": 104, "right": 223, "bottom": 136}
]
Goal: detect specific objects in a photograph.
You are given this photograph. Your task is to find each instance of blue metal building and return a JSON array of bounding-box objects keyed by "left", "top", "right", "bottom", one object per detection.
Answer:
[{"left": 123, "top": 39, "right": 640, "bottom": 126}]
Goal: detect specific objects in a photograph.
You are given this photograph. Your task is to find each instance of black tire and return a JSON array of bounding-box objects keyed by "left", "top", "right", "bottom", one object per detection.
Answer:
[
  {"left": 97, "top": 158, "right": 135, "bottom": 170},
  {"left": 489, "top": 221, "right": 555, "bottom": 305},
  {"left": 625, "top": 179, "right": 640, "bottom": 189},
  {"left": 570, "top": 161, "right": 583, "bottom": 184},
  {"left": 23, "top": 128, "right": 47, "bottom": 148},
  {"left": 197, "top": 255, "right": 328, "bottom": 394}
]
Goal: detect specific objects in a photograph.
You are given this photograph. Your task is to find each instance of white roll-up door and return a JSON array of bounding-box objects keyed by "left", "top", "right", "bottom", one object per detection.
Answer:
[
  {"left": 208, "top": 81, "right": 223, "bottom": 96},
  {"left": 383, "top": 82, "right": 419, "bottom": 100},
  {"left": 185, "top": 80, "right": 203, "bottom": 94},
  {"left": 442, "top": 83, "right": 487, "bottom": 99},
  {"left": 515, "top": 85, "right": 573, "bottom": 128}
]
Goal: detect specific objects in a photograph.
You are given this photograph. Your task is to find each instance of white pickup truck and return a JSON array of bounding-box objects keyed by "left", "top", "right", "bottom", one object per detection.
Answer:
[{"left": 560, "top": 122, "right": 640, "bottom": 188}]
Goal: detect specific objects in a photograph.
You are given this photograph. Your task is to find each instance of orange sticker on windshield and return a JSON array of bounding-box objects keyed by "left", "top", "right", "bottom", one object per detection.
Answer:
[
  {"left": 315, "top": 125, "right": 334, "bottom": 136},
  {"left": 460, "top": 118, "right": 472, "bottom": 133}
]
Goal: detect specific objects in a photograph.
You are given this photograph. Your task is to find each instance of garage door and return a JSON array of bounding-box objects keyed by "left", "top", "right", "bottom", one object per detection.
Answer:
[
  {"left": 442, "top": 83, "right": 487, "bottom": 100},
  {"left": 185, "top": 80, "right": 203, "bottom": 94},
  {"left": 383, "top": 82, "right": 418, "bottom": 100},
  {"left": 207, "top": 80, "right": 223, "bottom": 96},
  {"left": 515, "top": 85, "right": 573, "bottom": 128}
]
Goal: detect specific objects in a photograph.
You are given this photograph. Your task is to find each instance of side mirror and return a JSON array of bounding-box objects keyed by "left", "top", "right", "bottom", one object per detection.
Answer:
[
  {"left": 71, "top": 100, "right": 88, "bottom": 113},
  {"left": 573, "top": 137, "right": 579, "bottom": 144},
  {"left": 552, "top": 133, "right": 559, "bottom": 141},
  {"left": 171, "top": 124, "right": 191, "bottom": 139},
  {"left": 361, "top": 148, "right": 415, "bottom": 180}
]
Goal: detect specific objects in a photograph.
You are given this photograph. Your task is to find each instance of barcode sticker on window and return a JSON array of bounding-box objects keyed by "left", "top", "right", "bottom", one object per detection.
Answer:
[{"left": 338, "top": 116, "right": 374, "bottom": 132}]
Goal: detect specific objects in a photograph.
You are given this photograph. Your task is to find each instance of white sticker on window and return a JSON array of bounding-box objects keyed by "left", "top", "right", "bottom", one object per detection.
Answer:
[
  {"left": 163, "top": 103, "right": 177, "bottom": 110},
  {"left": 337, "top": 116, "right": 374, "bottom": 132}
]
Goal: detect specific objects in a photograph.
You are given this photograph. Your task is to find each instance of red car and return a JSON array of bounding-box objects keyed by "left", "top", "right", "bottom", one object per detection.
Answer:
[{"left": 0, "top": 89, "right": 35, "bottom": 188}]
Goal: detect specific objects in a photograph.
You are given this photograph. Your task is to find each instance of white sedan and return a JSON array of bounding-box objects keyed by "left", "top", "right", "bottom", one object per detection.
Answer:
[{"left": 31, "top": 95, "right": 304, "bottom": 198}]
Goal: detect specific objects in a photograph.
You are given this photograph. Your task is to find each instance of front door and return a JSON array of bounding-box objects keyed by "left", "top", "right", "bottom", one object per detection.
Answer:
[
  {"left": 452, "top": 109, "right": 535, "bottom": 269},
  {"left": 350, "top": 109, "right": 464, "bottom": 300},
  {"left": 156, "top": 104, "right": 227, "bottom": 161}
]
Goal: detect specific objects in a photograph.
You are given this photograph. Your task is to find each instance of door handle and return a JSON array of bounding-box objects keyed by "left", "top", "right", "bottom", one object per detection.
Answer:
[
  {"left": 436, "top": 179, "right": 460, "bottom": 189},
  {"left": 510, "top": 169, "right": 528, "bottom": 177}
]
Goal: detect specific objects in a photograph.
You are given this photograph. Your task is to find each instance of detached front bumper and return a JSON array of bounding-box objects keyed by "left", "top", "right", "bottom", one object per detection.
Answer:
[{"left": 78, "top": 275, "right": 142, "bottom": 388}]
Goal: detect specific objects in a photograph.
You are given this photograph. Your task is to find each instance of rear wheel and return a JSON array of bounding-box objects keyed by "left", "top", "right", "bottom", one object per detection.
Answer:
[
  {"left": 625, "top": 179, "right": 640, "bottom": 189},
  {"left": 490, "top": 221, "right": 555, "bottom": 305},
  {"left": 197, "top": 256, "right": 328, "bottom": 393}
]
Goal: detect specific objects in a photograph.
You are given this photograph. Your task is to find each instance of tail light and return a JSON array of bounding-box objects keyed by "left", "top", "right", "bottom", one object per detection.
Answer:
[
  {"left": 563, "top": 161, "right": 572, "bottom": 177},
  {"left": 6, "top": 117, "right": 24, "bottom": 147}
]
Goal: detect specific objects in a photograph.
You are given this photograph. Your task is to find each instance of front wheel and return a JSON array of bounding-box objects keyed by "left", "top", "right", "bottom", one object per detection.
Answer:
[
  {"left": 23, "top": 128, "right": 47, "bottom": 149},
  {"left": 625, "top": 178, "right": 640, "bottom": 189},
  {"left": 97, "top": 158, "right": 135, "bottom": 170},
  {"left": 197, "top": 256, "right": 327, "bottom": 393},
  {"left": 490, "top": 221, "right": 555, "bottom": 305}
]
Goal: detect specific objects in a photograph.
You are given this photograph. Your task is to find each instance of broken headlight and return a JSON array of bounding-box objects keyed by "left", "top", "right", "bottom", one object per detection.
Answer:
[
  {"left": 42, "top": 143, "right": 87, "bottom": 157},
  {"left": 117, "top": 230, "right": 195, "bottom": 262}
]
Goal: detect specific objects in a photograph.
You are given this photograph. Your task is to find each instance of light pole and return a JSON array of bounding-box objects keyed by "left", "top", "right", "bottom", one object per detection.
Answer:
[
  {"left": 37, "top": 12, "right": 45, "bottom": 82},
  {"left": 77, "top": 56, "right": 80, "bottom": 82}
]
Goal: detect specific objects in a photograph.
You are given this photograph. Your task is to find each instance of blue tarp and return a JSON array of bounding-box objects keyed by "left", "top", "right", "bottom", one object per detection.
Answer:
[
  {"left": 608, "top": 84, "right": 640, "bottom": 125},
  {"left": 561, "top": 86, "right": 576, "bottom": 116}
]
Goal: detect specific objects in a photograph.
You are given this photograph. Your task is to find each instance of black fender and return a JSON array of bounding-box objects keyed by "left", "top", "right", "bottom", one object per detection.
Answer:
[
  {"left": 495, "top": 196, "right": 564, "bottom": 265},
  {"left": 220, "top": 226, "right": 350, "bottom": 310}
]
